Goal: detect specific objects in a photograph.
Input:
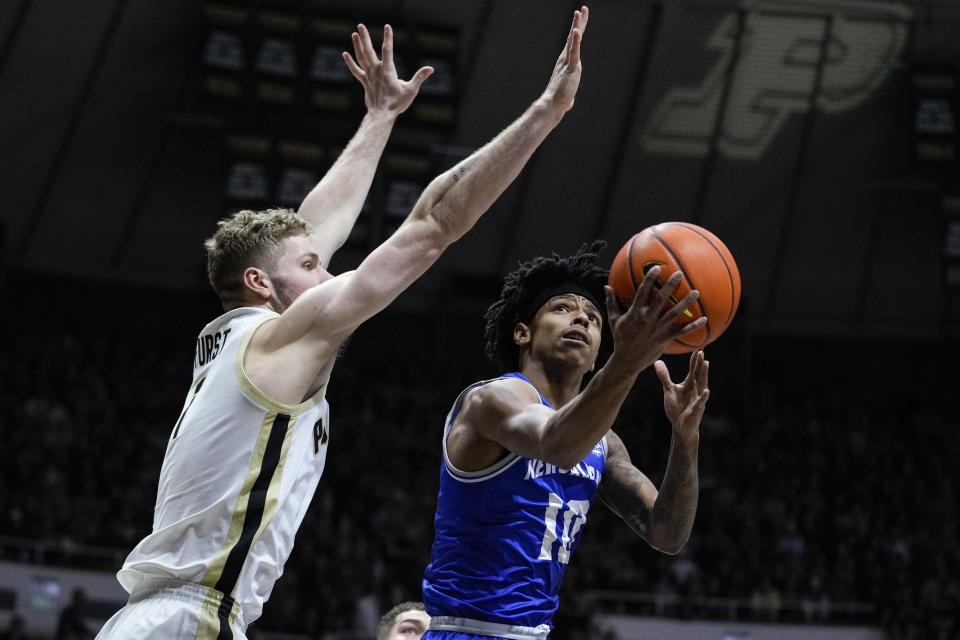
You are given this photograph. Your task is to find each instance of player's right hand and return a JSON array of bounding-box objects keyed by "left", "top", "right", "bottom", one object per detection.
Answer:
[
  {"left": 538, "top": 6, "right": 589, "bottom": 116},
  {"left": 603, "top": 266, "right": 706, "bottom": 372}
]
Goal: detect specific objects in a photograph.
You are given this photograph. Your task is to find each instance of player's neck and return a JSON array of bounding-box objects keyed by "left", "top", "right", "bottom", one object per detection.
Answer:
[
  {"left": 234, "top": 298, "right": 283, "bottom": 314},
  {"left": 519, "top": 361, "right": 584, "bottom": 408}
]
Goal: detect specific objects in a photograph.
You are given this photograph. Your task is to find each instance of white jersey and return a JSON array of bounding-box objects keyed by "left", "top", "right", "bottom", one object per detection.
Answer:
[{"left": 118, "top": 307, "right": 331, "bottom": 626}]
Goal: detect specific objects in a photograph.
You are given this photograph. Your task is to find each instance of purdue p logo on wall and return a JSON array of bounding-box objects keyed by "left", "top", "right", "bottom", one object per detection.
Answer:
[{"left": 642, "top": 0, "right": 912, "bottom": 161}]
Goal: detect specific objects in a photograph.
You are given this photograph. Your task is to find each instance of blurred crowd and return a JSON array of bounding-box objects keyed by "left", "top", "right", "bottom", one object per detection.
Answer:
[{"left": 1, "top": 308, "right": 958, "bottom": 640}]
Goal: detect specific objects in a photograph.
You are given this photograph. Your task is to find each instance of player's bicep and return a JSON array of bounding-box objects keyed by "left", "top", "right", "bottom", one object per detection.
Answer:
[
  {"left": 597, "top": 431, "right": 658, "bottom": 540},
  {"left": 308, "top": 217, "right": 446, "bottom": 337},
  {"left": 458, "top": 379, "right": 554, "bottom": 461},
  {"left": 266, "top": 216, "right": 446, "bottom": 350},
  {"left": 255, "top": 272, "right": 354, "bottom": 357}
]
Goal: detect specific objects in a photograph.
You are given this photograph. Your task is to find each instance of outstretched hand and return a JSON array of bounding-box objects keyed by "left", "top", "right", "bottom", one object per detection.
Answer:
[
  {"left": 602, "top": 265, "right": 707, "bottom": 374},
  {"left": 539, "top": 6, "right": 589, "bottom": 115},
  {"left": 343, "top": 24, "right": 434, "bottom": 116},
  {"left": 654, "top": 351, "right": 710, "bottom": 443}
]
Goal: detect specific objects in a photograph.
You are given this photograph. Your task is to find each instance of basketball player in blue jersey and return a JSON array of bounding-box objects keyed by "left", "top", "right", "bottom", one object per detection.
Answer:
[
  {"left": 97, "top": 7, "right": 590, "bottom": 640},
  {"left": 422, "top": 241, "right": 710, "bottom": 638}
]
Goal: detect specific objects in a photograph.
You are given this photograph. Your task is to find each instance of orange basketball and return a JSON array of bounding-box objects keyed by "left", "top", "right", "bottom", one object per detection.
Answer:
[{"left": 608, "top": 222, "right": 741, "bottom": 354}]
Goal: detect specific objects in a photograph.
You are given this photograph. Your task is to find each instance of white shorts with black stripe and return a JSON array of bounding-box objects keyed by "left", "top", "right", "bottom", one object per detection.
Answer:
[{"left": 96, "top": 578, "right": 247, "bottom": 640}]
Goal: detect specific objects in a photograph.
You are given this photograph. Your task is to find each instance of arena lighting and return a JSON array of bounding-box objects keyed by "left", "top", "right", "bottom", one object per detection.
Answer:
[
  {"left": 308, "top": 16, "right": 354, "bottom": 43},
  {"left": 310, "top": 44, "right": 352, "bottom": 82},
  {"left": 306, "top": 20, "right": 359, "bottom": 111},
  {"left": 255, "top": 81, "right": 297, "bottom": 105},
  {"left": 198, "top": 0, "right": 460, "bottom": 243},
  {"left": 277, "top": 167, "right": 321, "bottom": 206},
  {"left": 201, "top": 29, "right": 245, "bottom": 99},
  {"left": 411, "top": 101, "right": 456, "bottom": 126},
  {"left": 253, "top": 34, "right": 298, "bottom": 106},
  {"left": 199, "top": 2, "right": 249, "bottom": 99},
  {"left": 199, "top": 1, "right": 460, "bottom": 120},
  {"left": 309, "top": 88, "right": 352, "bottom": 111},
  {"left": 308, "top": 42, "right": 353, "bottom": 111},
  {"left": 383, "top": 148, "right": 431, "bottom": 229},
  {"left": 203, "top": 30, "right": 244, "bottom": 71},
  {"left": 257, "top": 9, "right": 302, "bottom": 34},
  {"left": 911, "top": 67, "right": 959, "bottom": 167},
  {"left": 407, "top": 26, "right": 459, "bottom": 128},
  {"left": 415, "top": 28, "right": 458, "bottom": 55},
  {"left": 384, "top": 149, "right": 431, "bottom": 176},
  {"left": 203, "top": 2, "right": 249, "bottom": 28},
  {"left": 223, "top": 136, "right": 335, "bottom": 210},
  {"left": 278, "top": 139, "right": 324, "bottom": 165},
  {"left": 203, "top": 74, "right": 244, "bottom": 100},
  {"left": 251, "top": 5, "right": 301, "bottom": 106},
  {"left": 226, "top": 133, "right": 271, "bottom": 158},
  {"left": 384, "top": 179, "right": 424, "bottom": 219},
  {"left": 225, "top": 161, "right": 270, "bottom": 202},
  {"left": 256, "top": 38, "right": 297, "bottom": 77}
]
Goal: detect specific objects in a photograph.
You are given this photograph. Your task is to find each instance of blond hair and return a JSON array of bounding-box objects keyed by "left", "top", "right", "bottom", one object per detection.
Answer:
[{"left": 204, "top": 208, "right": 309, "bottom": 308}]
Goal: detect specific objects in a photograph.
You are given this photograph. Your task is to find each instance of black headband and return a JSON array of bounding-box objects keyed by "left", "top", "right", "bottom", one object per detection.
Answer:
[{"left": 520, "top": 283, "right": 604, "bottom": 324}]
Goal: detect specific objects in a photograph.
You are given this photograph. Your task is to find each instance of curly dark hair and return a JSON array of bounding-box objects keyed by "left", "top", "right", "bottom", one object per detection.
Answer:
[{"left": 483, "top": 240, "right": 611, "bottom": 372}]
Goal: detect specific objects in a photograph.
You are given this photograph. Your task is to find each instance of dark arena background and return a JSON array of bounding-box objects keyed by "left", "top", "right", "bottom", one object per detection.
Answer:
[{"left": 1, "top": 1, "right": 959, "bottom": 639}]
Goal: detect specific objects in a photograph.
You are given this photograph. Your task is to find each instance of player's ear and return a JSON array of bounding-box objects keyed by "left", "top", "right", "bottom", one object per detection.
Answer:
[
  {"left": 242, "top": 267, "right": 272, "bottom": 301},
  {"left": 513, "top": 322, "right": 531, "bottom": 347}
]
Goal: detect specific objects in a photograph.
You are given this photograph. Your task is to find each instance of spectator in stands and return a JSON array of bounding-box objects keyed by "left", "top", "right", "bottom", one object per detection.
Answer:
[
  {"left": 56, "top": 588, "right": 92, "bottom": 640},
  {"left": 749, "top": 578, "right": 781, "bottom": 622},
  {"left": 0, "top": 615, "right": 28, "bottom": 640}
]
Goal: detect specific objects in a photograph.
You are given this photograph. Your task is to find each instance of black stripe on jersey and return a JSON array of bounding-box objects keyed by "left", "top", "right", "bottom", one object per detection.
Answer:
[
  {"left": 215, "top": 594, "right": 238, "bottom": 640},
  {"left": 214, "top": 413, "right": 289, "bottom": 600}
]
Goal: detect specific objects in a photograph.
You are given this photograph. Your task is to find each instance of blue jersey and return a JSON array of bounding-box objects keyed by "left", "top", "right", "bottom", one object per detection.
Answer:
[{"left": 422, "top": 373, "right": 607, "bottom": 628}]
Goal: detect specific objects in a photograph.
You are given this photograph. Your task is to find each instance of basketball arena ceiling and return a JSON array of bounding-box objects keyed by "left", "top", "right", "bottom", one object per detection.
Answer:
[{"left": 1, "top": 0, "right": 958, "bottom": 338}]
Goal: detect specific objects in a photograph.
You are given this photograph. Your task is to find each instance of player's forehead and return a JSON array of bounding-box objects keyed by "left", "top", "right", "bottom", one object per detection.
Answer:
[
  {"left": 544, "top": 292, "right": 601, "bottom": 314},
  {"left": 278, "top": 234, "right": 315, "bottom": 258},
  {"left": 396, "top": 611, "right": 429, "bottom": 623},
  {"left": 281, "top": 233, "right": 311, "bottom": 249},
  {"left": 392, "top": 610, "right": 430, "bottom": 629}
]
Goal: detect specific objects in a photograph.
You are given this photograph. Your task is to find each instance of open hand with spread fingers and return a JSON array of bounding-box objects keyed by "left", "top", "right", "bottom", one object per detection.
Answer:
[
  {"left": 342, "top": 23, "right": 434, "bottom": 116},
  {"left": 654, "top": 351, "right": 710, "bottom": 444},
  {"left": 603, "top": 264, "right": 708, "bottom": 375}
]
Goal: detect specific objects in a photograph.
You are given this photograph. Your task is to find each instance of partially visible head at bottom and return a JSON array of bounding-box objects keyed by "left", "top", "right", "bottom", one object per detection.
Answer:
[
  {"left": 484, "top": 240, "right": 611, "bottom": 375},
  {"left": 377, "top": 602, "right": 430, "bottom": 640}
]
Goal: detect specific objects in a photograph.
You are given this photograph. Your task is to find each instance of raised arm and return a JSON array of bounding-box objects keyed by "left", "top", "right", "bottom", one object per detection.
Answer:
[
  {"left": 298, "top": 23, "right": 434, "bottom": 267},
  {"left": 596, "top": 351, "right": 709, "bottom": 555},
  {"left": 248, "top": 7, "right": 592, "bottom": 403}
]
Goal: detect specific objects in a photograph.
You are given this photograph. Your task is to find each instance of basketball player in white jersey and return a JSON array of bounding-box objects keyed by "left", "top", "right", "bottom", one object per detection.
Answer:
[{"left": 96, "top": 7, "right": 590, "bottom": 640}]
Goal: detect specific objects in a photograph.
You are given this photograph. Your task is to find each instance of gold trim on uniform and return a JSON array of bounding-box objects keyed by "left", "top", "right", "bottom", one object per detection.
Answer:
[
  {"left": 234, "top": 315, "right": 327, "bottom": 416},
  {"left": 194, "top": 588, "right": 242, "bottom": 640},
  {"left": 248, "top": 410, "right": 297, "bottom": 564},
  {"left": 201, "top": 411, "right": 281, "bottom": 590}
]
